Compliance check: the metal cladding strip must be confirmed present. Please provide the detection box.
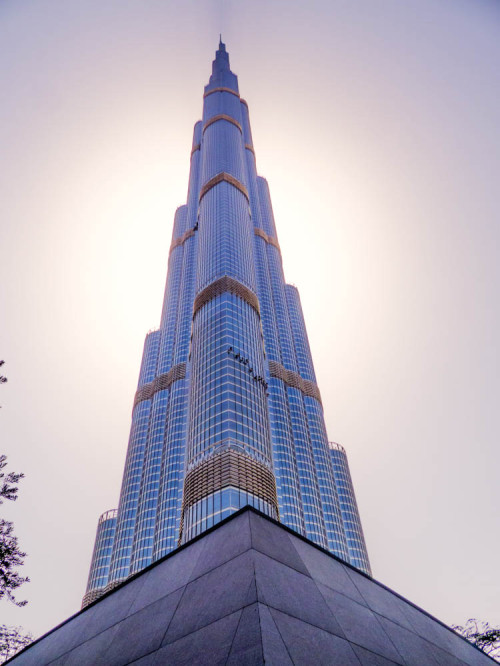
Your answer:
[202,114,243,135]
[81,588,105,608]
[245,143,255,155]
[254,226,280,252]
[133,362,187,409]
[182,448,279,514]
[203,86,240,98]
[190,143,201,156]
[169,228,196,255]
[199,172,249,203]
[268,359,322,405]
[102,578,127,597]
[193,275,260,318]
[240,98,248,107]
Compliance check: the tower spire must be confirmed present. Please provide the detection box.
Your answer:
[206,36,237,94]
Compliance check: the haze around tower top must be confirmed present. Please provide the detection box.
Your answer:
[1,0,499,640]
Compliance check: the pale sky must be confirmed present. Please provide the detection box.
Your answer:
[1,0,499,639]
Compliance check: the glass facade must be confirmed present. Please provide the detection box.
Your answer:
[82,509,117,607]
[183,486,275,544]
[83,40,370,606]
[329,442,372,575]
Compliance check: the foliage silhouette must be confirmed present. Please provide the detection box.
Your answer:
[0,625,32,663]
[454,619,500,661]
[0,456,29,606]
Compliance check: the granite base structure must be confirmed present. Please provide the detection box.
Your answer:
[9,507,493,665]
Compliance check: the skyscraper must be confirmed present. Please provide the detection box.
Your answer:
[83,40,370,608]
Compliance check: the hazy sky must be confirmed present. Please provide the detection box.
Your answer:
[1,0,499,639]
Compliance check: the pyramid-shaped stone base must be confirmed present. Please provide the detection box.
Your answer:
[9,507,492,665]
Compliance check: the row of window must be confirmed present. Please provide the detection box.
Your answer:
[183,486,276,543]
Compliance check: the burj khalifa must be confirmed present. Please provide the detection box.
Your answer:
[83,40,370,608]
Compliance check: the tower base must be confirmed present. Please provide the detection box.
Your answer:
[9,507,491,664]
